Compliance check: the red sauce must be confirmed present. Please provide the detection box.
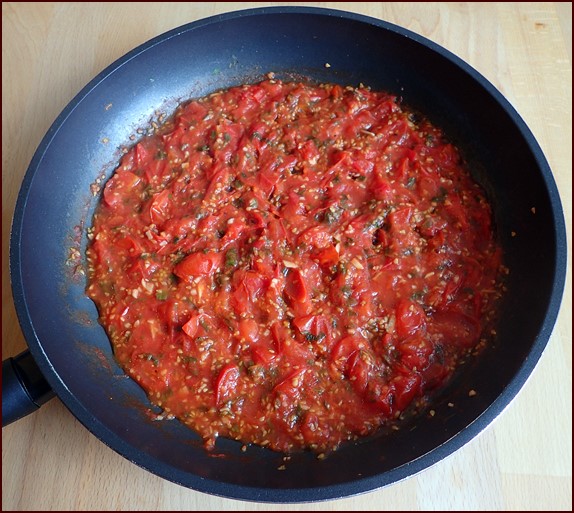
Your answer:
[86,79,503,453]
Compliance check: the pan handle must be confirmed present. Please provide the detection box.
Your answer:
[2,350,55,427]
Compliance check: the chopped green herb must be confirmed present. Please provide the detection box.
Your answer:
[155,290,168,301]
[303,331,326,343]
[141,353,159,366]
[324,205,343,225]
[225,248,238,268]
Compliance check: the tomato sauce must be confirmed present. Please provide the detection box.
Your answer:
[86,79,504,453]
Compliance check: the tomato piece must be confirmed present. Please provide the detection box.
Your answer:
[214,363,240,405]
[115,235,146,254]
[162,216,197,240]
[135,142,154,167]
[388,207,413,233]
[314,245,339,267]
[293,315,332,354]
[174,252,222,281]
[149,189,171,225]
[272,368,317,423]
[417,215,447,238]
[397,334,433,371]
[90,238,116,268]
[270,322,289,354]
[417,176,441,202]
[298,226,332,249]
[440,276,463,307]
[103,171,142,207]
[250,345,276,366]
[238,91,261,114]
[395,299,426,339]
[177,100,209,124]
[291,315,312,335]
[373,227,389,248]
[293,314,331,347]
[284,268,308,304]
[273,369,306,400]
[128,257,159,280]
[346,350,375,392]
[221,218,246,247]
[238,318,260,343]
[158,299,187,328]
[270,322,313,365]
[203,168,230,202]
[391,373,422,411]
[267,218,287,242]
[421,360,451,390]
[257,156,281,197]
[370,172,393,202]
[233,270,267,303]
[445,195,470,231]
[281,192,305,218]
[330,336,365,371]
[246,210,266,230]
[196,213,219,234]
[182,313,206,339]
[299,139,320,165]
[365,382,394,416]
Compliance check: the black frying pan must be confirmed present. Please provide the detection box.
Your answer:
[3,7,567,502]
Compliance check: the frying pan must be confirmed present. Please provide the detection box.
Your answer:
[3,6,567,503]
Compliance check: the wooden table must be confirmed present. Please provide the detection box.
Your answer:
[2,3,571,510]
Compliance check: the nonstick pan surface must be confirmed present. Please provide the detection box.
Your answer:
[4,6,568,503]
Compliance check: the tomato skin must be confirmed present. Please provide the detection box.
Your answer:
[298,222,332,247]
[270,322,288,355]
[346,350,375,393]
[182,313,204,339]
[231,270,268,315]
[238,318,259,343]
[214,363,240,406]
[397,334,433,371]
[330,336,365,373]
[149,189,171,226]
[103,171,142,208]
[250,345,276,366]
[313,245,339,267]
[395,299,427,339]
[391,374,422,412]
[273,368,306,399]
[284,268,308,304]
[174,252,222,281]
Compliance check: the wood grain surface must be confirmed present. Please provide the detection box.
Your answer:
[2,3,572,511]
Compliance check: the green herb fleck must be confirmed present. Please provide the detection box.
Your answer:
[303,332,326,343]
[155,290,168,301]
[225,248,238,268]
